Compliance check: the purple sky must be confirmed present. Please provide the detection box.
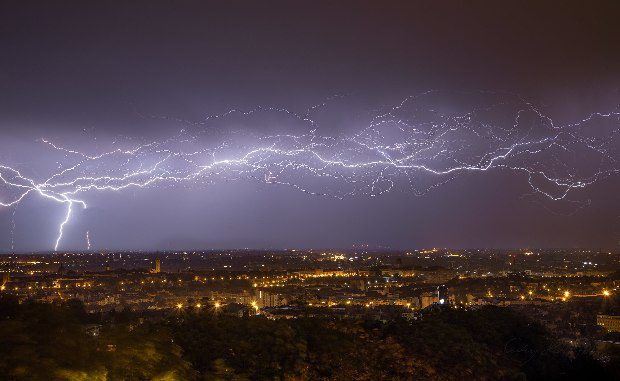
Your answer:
[0,1,619,252]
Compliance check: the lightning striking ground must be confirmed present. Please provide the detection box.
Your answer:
[1,92,618,250]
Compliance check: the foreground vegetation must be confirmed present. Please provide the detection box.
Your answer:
[0,295,618,380]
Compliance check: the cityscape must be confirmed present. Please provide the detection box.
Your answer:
[2,249,620,378]
[3,248,620,322]
[2,1,620,380]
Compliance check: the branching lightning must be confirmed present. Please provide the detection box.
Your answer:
[1,91,618,250]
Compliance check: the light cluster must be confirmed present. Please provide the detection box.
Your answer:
[1,91,618,250]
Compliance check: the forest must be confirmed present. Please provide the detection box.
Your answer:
[0,295,618,380]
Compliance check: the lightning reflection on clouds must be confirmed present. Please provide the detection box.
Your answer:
[0,92,618,250]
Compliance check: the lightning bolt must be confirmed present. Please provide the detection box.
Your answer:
[0,91,618,250]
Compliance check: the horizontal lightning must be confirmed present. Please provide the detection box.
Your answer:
[0,92,618,250]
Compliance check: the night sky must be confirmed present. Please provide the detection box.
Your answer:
[1,1,619,252]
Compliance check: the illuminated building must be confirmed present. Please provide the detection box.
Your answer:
[419,292,436,309]
[597,315,620,333]
[151,258,161,274]
[256,290,287,308]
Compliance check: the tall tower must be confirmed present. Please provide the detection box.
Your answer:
[154,258,161,274]
[437,285,449,305]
